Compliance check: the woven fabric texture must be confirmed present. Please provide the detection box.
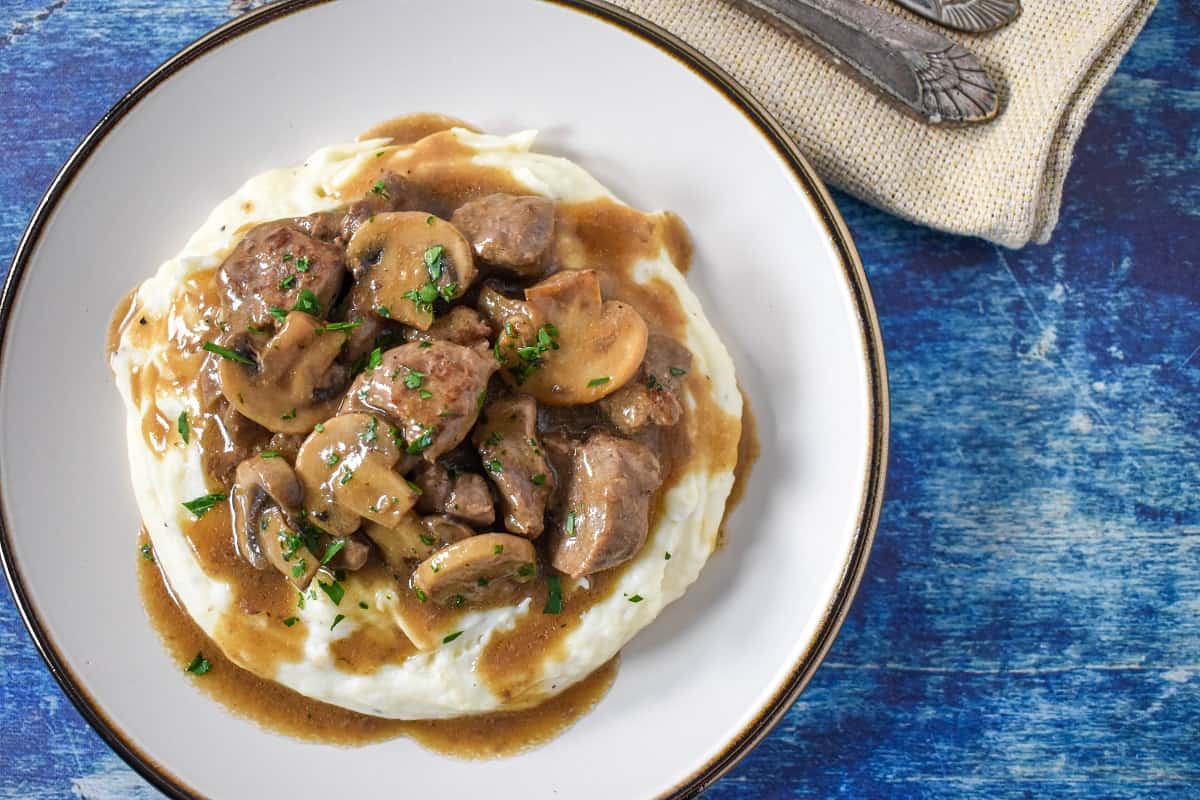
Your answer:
[610,0,1158,247]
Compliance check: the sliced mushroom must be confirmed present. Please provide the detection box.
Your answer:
[294,413,419,536]
[217,311,348,434]
[345,211,476,330]
[493,270,648,405]
[257,507,320,589]
[230,455,319,587]
[476,283,531,332]
[412,533,537,605]
[362,513,473,568]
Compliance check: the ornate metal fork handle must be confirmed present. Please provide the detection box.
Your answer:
[891,0,1021,33]
[736,0,999,124]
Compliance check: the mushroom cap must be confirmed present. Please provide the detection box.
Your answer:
[257,506,320,589]
[362,513,473,568]
[217,311,347,434]
[230,454,305,570]
[345,211,476,330]
[412,533,537,604]
[495,270,648,405]
[294,413,418,537]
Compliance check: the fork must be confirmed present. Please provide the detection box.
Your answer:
[890,0,1021,33]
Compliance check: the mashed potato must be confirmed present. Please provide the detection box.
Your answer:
[112,129,740,719]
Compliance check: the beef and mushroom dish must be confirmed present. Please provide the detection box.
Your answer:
[111,116,744,738]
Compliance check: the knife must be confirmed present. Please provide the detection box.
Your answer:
[890,0,1021,33]
[734,0,1000,124]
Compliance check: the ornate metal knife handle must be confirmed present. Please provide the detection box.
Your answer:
[736,0,999,124]
[891,0,1021,33]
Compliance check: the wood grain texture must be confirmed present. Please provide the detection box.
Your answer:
[0,1,1196,797]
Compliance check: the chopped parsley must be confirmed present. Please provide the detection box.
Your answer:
[419,389,433,400]
[292,288,322,316]
[419,534,436,546]
[665,551,672,560]
[564,511,576,535]
[587,376,611,387]
[202,341,253,365]
[294,255,311,273]
[182,492,226,518]
[442,630,463,644]
[406,424,435,454]
[177,411,189,444]
[406,480,423,495]
[340,467,354,485]
[669,366,688,377]
[139,543,155,563]
[319,580,345,606]
[260,450,280,458]
[414,586,428,603]
[314,422,325,433]
[317,320,363,333]
[476,576,489,587]
[485,430,503,446]
[330,614,346,630]
[424,244,444,280]
[486,459,503,474]
[403,368,425,390]
[506,323,559,384]
[279,274,296,290]
[452,594,465,606]
[281,407,298,421]
[269,305,288,322]
[646,373,666,392]
[361,416,379,443]
[367,347,383,371]
[325,452,340,468]
[321,540,345,565]
[291,559,307,578]
[359,601,369,610]
[531,473,547,486]
[543,575,563,614]
[185,653,212,675]
[370,179,388,196]
[517,562,536,577]
[493,543,504,555]
[627,594,644,603]
[283,617,299,627]
[376,304,391,318]
[426,214,435,225]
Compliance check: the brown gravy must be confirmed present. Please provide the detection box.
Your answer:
[118,114,750,753]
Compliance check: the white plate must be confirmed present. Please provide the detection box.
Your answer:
[0,1,887,797]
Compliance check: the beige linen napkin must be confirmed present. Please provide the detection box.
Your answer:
[609,0,1158,247]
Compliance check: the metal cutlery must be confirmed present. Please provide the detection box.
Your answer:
[890,0,1021,33]
[735,0,1000,124]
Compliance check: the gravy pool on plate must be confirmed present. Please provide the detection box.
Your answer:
[110,113,745,752]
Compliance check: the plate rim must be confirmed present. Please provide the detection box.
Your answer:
[0,0,890,797]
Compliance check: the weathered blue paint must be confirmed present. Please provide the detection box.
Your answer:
[1,2,1196,797]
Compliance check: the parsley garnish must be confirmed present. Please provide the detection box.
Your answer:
[269,306,288,322]
[325,452,340,468]
[669,367,688,377]
[564,511,576,535]
[425,215,435,225]
[321,540,345,565]
[317,320,363,333]
[543,575,563,614]
[291,558,307,578]
[367,347,383,371]
[517,563,536,577]
[419,534,436,546]
[370,179,388,196]
[406,424,435,454]
[361,416,379,443]
[627,594,644,603]
[340,467,354,485]
[587,376,611,387]
[442,630,463,644]
[283,617,299,627]
[359,601,369,610]
[424,245,444,281]
[646,373,666,391]
[507,323,559,384]
[281,407,297,421]
[665,551,672,560]
[185,653,212,675]
[260,450,280,458]
[376,305,391,318]
[182,492,226,518]
[279,274,296,290]
[406,480,423,495]
[414,586,428,603]
[294,256,311,273]
[493,544,504,555]
[140,543,155,562]
[177,411,189,444]
[330,613,346,630]
[292,288,322,316]
[531,473,547,486]
[419,389,433,400]
[485,430,502,446]
[315,423,325,433]
[319,580,344,606]
[486,459,503,473]
[404,368,425,390]
[202,341,253,365]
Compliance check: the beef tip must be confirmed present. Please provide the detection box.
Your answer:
[451,194,554,277]
[217,221,346,332]
[337,283,391,368]
[411,461,496,527]
[403,306,491,347]
[598,334,693,434]
[339,173,440,245]
[547,432,662,578]
[292,210,342,242]
[473,393,555,538]
[341,340,497,461]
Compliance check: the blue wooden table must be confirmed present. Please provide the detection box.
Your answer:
[2,2,1196,797]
